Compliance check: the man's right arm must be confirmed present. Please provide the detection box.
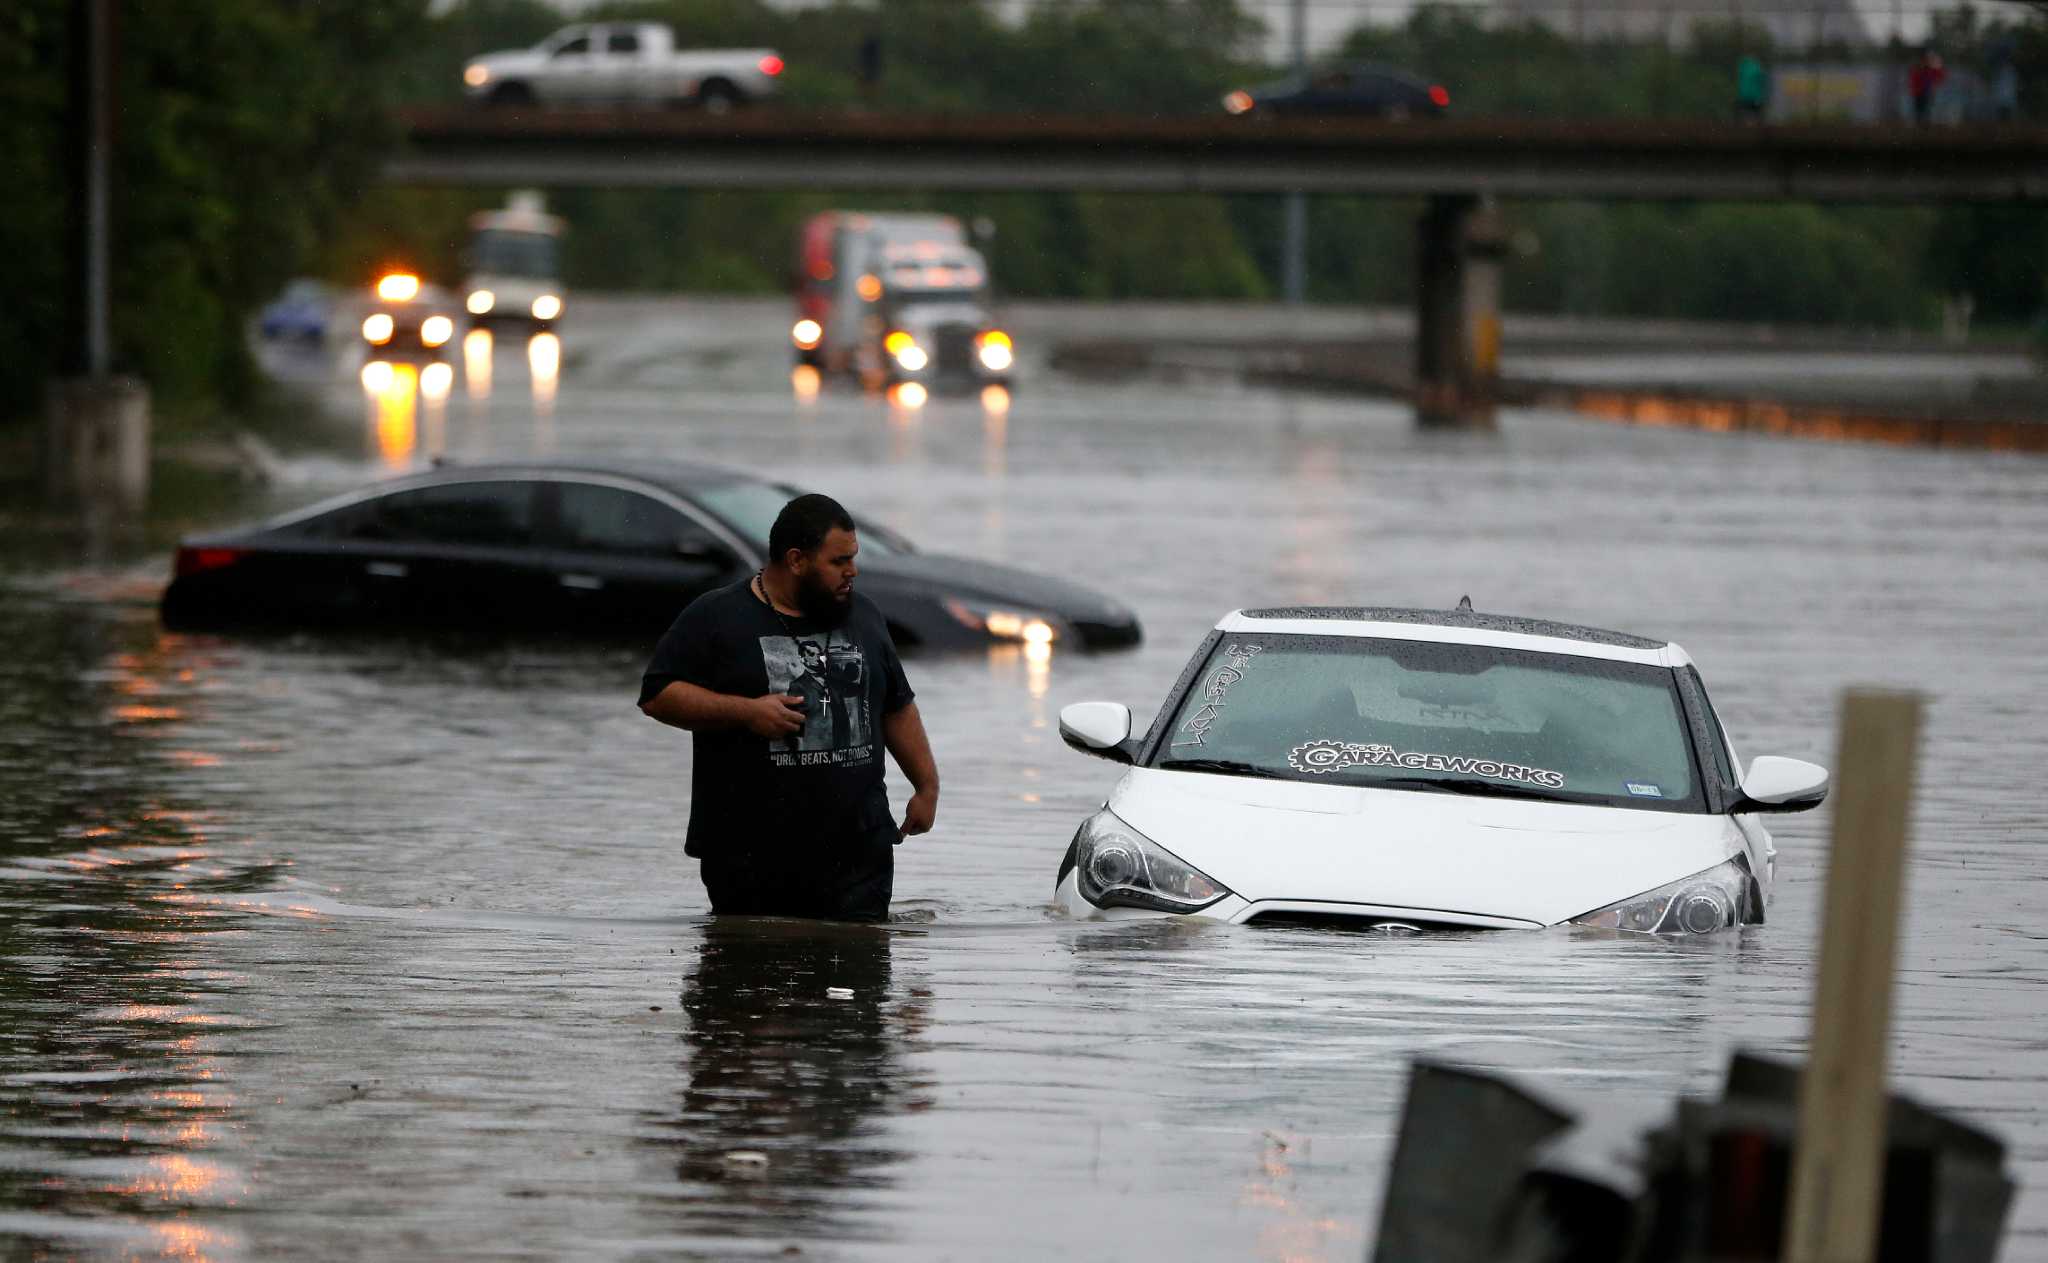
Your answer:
[641,681,808,739]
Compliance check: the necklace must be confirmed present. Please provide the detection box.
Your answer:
[754,570,804,639]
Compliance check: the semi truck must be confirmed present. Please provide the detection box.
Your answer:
[791,212,1013,390]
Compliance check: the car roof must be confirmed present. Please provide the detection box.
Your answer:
[1216,605,1687,667]
[233,457,775,541]
[390,457,763,497]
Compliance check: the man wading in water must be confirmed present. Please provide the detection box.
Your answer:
[638,493,939,921]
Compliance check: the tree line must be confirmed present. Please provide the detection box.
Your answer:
[4,0,2043,430]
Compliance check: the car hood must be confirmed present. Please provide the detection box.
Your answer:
[1107,767,1737,927]
[858,551,1132,625]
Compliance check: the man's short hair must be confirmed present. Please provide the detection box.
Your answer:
[769,493,856,562]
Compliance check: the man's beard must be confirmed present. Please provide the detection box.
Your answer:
[794,569,852,628]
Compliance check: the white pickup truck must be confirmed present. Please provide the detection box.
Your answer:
[462,23,783,112]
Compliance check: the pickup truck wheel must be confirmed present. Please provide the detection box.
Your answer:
[698,80,740,114]
[488,81,534,107]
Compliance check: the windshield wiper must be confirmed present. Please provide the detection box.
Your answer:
[1367,775,1583,803]
[1155,757,1292,780]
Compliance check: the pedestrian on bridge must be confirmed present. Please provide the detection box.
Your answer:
[1736,53,1770,121]
[1908,48,1947,124]
[638,493,940,922]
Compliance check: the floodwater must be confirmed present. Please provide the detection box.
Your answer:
[4,297,2045,1260]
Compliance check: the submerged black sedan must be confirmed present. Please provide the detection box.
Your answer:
[160,459,1142,651]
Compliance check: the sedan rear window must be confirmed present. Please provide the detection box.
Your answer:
[1152,634,1701,810]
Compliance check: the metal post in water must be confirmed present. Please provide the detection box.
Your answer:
[85,0,113,378]
[1280,0,1307,306]
[1783,687,1925,1263]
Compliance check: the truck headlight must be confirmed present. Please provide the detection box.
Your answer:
[1073,809,1230,913]
[361,313,394,345]
[420,315,454,348]
[792,318,822,349]
[977,332,1014,373]
[1569,857,1756,935]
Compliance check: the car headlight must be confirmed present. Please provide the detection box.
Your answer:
[792,318,822,349]
[464,64,490,87]
[944,597,1062,644]
[361,313,394,345]
[531,294,562,321]
[420,315,454,347]
[467,289,495,315]
[1073,809,1230,913]
[977,332,1013,373]
[1569,857,1756,935]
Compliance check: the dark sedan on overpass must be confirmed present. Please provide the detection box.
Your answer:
[1223,63,1449,119]
[159,460,1141,652]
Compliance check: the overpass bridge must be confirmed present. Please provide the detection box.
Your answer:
[389,108,2048,423]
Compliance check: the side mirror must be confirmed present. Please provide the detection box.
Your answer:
[1734,755,1830,813]
[1059,701,1139,765]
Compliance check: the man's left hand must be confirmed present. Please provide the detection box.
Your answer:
[899,787,938,840]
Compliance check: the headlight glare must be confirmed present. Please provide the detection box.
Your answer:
[1570,857,1754,935]
[944,597,1063,644]
[1073,810,1229,913]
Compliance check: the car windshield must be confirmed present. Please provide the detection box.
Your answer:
[1151,633,1701,810]
[693,480,908,557]
[470,229,559,279]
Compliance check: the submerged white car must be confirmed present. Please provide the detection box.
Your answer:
[1054,605,1829,934]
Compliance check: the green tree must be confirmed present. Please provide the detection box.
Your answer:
[0,1,428,429]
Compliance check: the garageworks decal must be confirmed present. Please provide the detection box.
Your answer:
[1287,739,1566,789]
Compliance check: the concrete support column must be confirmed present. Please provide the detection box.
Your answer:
[1413,194,1505,429]
[43,377,151,519]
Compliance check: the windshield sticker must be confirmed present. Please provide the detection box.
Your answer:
[1172,643,1262,747]
[1287,739,1567,790]
[1625,782,1664,798]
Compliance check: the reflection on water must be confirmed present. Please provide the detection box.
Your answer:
[529,332,560,455]
[791,364,821,404]
[361,361,419,470]
[0,596,263,1259]
[980,384,1011,418]
[528,332,560,411]
[888,381,927,412]
[462,327,493,400]
[652,920,929,1241]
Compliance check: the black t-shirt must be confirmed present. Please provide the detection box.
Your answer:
[638,578,915,858]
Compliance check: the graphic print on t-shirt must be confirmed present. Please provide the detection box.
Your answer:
[761,632,874,767]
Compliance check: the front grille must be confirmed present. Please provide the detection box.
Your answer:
[932,326,977,374]
[1248,910,1496,934]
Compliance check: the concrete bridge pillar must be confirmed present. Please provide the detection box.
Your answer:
[1414,194,1506,429]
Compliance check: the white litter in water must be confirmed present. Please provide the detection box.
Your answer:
[722,1151,769,1168]
[826,987,854,1000]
